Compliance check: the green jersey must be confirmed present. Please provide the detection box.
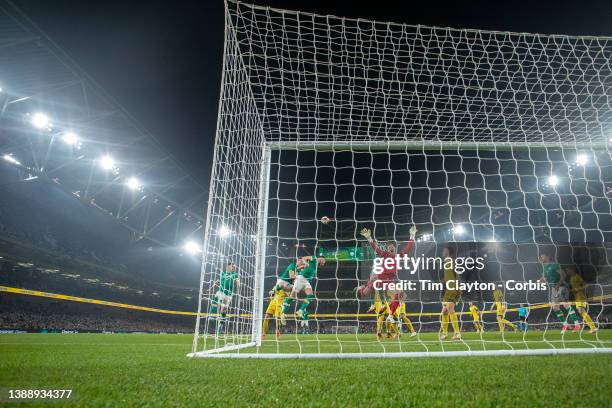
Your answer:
[218,270,239,295]
[542,262,561,287]
[298,256,318,282]
[279,263,296,283]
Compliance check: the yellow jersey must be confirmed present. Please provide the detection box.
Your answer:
[569,274,586,302]
[265,289,285,317]
[469,305,480,321]
[495,301,505,316]
[443,259,457,283]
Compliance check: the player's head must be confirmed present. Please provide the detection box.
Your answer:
[226,261,235,272]
[385,242,397,254]
[442,246,455,258]
[539,252,552,263]
[494,289,503,301]
[316,257,326,266]
[469,301,474,306]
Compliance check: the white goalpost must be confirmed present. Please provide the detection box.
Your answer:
[189,0,612,358]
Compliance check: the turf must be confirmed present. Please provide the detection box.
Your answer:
[1,331,611,407]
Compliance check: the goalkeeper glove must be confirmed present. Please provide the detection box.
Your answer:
[409,225,417,240]
[360,228,372,240]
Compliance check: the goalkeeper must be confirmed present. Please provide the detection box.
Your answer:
[210,261,239,336]
[280,256,326,324]
[357,225,417,309]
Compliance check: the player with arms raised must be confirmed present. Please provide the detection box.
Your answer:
[357,225,417,307]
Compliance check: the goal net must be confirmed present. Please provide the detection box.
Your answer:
[190,0,612,358]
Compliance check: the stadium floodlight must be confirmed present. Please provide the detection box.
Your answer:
[2,154,21,165]
[99,155,115,170]
[126,177,141,190]
[575,154,588,166]
[183,241,201,254]
[62,132,79,146]
[218,225,231,238]
[31,112,50,129]
[548,175,559,186]
[452,225,465,235]
[190,2,612,359]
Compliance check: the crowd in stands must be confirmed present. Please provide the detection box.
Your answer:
[0,293,193,333]
[0,311,191,333]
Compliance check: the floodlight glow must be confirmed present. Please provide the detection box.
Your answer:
[62,132,79,145]
[100,155,115,170]
[126,177,141,190]
[452,225,465,235]
[575,154,588,166]
[184,241,201,254]
[31,112,49,129]
[3,154,20,165]
[219,225,231,238]
[548,175,559,186]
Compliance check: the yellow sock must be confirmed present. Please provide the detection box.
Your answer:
[262,318,269,335]
[441,313,449,334]
[403,317,415,333]
[392,323,399,335]
[503,319,517,330]
[477,322,484,332]
[376,316,384,334]
[385,321,391,334]
[450,312,460,333]
[497,317,504,332]
[581,312,596,330]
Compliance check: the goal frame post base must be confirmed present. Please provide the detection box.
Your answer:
[187,347,612,359]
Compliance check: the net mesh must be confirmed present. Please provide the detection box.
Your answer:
[192,0,612,357]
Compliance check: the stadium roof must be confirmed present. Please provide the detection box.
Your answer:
[0,2,208,248]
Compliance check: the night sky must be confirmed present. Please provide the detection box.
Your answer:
[14,0,612,189]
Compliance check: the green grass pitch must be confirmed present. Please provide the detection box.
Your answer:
[1,331,611,407]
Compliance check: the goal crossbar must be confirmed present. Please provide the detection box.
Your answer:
[267,141,611,152]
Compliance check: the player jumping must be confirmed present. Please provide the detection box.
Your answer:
[357,225,417,312]
[538,253,580,333]
[210,261,239,336]
[280,256,326,324]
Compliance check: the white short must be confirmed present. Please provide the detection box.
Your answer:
[215,291,232,308]
[550,285,569,304]
[276,279,293,292]
[293,275,312,293]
